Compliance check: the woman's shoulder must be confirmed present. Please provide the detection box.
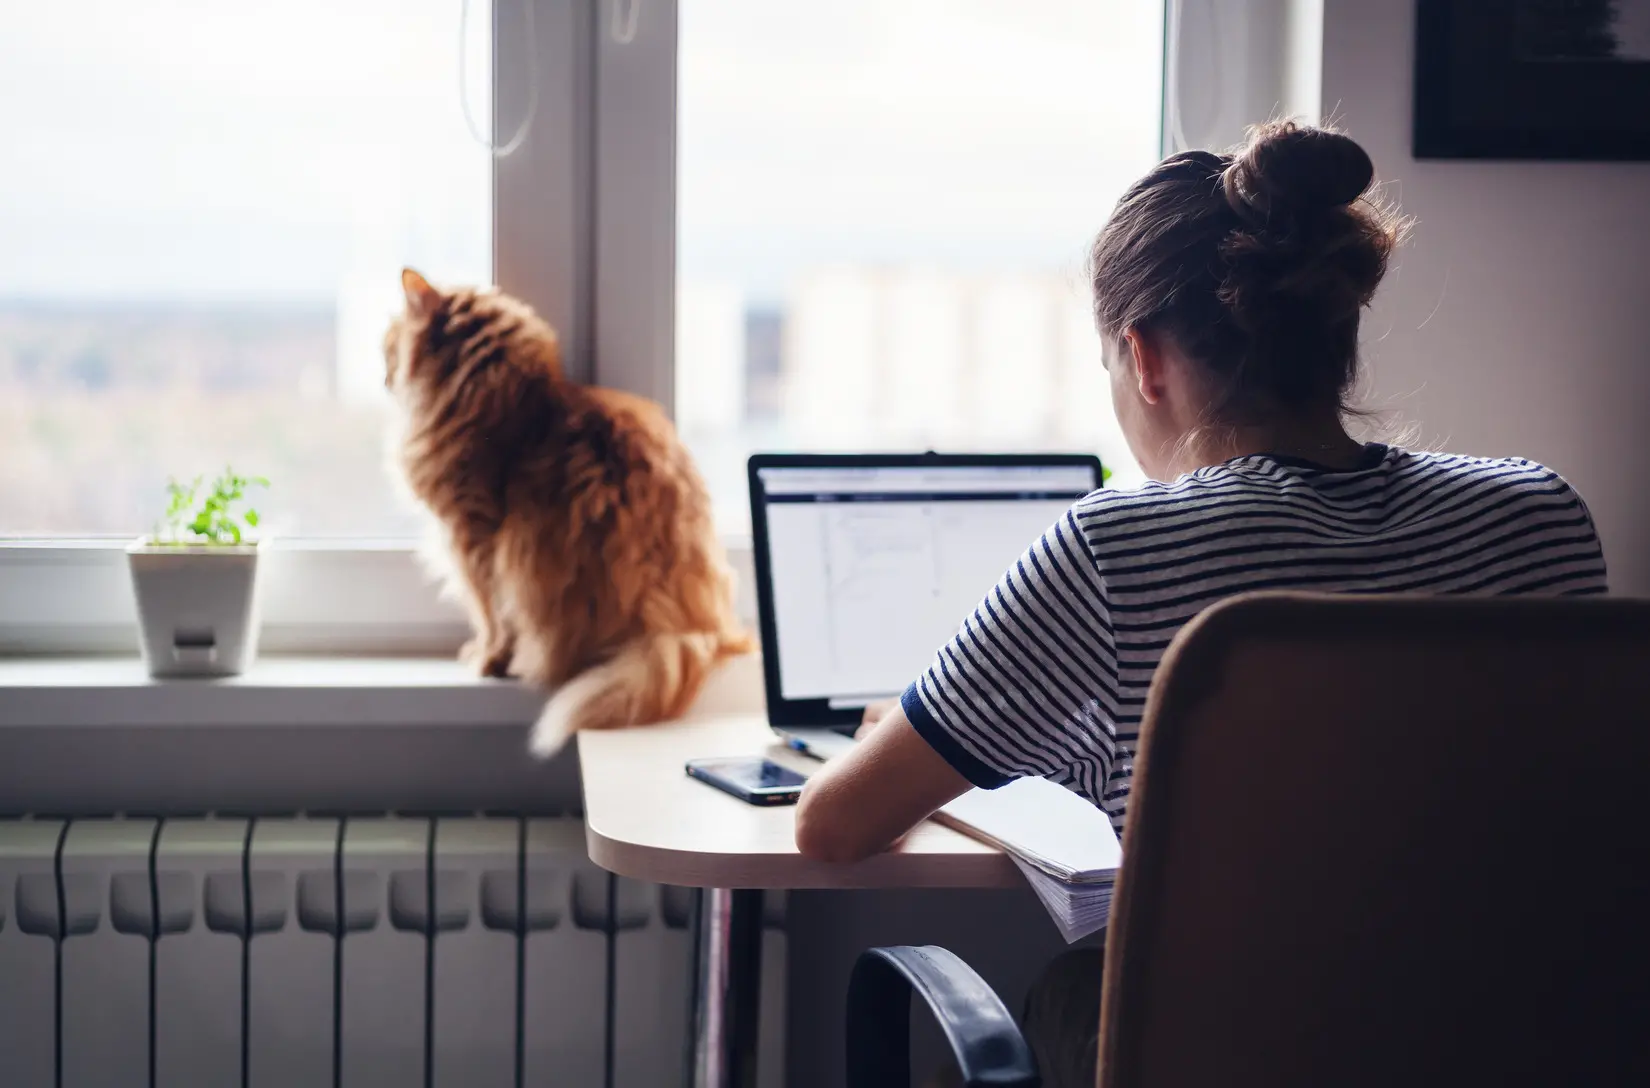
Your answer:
[1382,447,1587,498]
[1063,470,1256,541]
[1067,445,1588,527]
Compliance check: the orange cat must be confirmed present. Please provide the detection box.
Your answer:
[383,269,753,755]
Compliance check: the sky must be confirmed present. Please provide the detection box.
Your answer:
[0,0,1162,306]
[678,0,1163,300]
[0,0,495,303]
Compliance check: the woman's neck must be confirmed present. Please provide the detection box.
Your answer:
[1169,415,1366,476]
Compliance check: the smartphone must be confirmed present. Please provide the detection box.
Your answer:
[685,757,808,806]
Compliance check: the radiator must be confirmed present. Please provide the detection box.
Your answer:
[0,815,786,1088]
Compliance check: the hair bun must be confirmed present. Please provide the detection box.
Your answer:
[1221,121,1375,225]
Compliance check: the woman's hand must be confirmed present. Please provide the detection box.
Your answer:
[856,697,899,738]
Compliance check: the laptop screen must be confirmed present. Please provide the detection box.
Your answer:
[751,459,1100,712]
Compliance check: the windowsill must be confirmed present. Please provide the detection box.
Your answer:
[0,539,759,656]
[0,655,543,730]
[0,651,765,731]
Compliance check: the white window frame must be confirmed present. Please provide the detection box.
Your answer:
[2,0,1217,655]
[0,0,682,655]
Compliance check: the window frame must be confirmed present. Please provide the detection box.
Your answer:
[0,0,1199,656]
[0,0,681,655]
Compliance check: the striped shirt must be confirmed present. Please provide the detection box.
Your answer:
[901,444,1609,831]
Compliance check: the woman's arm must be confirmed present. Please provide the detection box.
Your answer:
[794,703,971,863]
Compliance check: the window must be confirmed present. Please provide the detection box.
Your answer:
[1,0,1169,652]
[675,1,1164,531]
[1,0,494,536]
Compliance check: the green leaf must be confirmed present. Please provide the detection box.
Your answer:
[156,465,270,546]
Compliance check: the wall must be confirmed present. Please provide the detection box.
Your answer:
[1322,0,1650,594]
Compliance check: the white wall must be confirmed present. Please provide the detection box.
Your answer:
[1321,0,1650,594]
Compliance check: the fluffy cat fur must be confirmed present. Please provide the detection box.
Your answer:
[384,268,753,756]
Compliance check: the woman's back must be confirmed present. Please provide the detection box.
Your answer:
[1098,446,1603,607]
[906,445,1607,832]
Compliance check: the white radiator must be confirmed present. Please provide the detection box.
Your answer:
[0,815,786,1087]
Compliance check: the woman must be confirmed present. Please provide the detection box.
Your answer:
[795,122,1608,1085]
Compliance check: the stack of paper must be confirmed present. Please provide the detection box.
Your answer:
[936,777,1121,943]
[1009,857,1115,943]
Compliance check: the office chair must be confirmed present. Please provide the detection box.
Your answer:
[846,593,1650,1087]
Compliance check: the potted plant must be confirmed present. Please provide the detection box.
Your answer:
[127,468,269,678]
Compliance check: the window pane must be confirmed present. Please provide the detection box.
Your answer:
[677,1,1163,532]
[0,0,493,536]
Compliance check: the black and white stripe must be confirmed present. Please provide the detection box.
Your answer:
[901,445,1609,831]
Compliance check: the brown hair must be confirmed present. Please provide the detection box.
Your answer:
[1090,121,1405,422]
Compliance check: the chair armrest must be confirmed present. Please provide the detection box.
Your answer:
[846,945,1040,1087]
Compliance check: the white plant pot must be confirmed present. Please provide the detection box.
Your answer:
[127,538,265,678]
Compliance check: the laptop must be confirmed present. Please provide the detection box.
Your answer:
[747,451,1105,760]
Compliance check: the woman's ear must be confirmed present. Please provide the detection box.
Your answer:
[1124,327,1166,406]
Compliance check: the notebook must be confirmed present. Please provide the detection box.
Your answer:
[935,776,1121,942]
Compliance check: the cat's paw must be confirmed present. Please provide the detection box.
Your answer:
[460,638,514,679]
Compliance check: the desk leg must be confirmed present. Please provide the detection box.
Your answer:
[689,887,764,1088]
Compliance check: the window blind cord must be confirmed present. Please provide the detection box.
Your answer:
[457,0,638,157]
[1165,0,1188,152]
[1164,0,1222,154]
[459,0,540,158]
[611,0,639,45]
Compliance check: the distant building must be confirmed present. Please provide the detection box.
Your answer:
[675,282,746,437]
[776,265,1135,476]
[334,266,403,406]
[743,306,784,422]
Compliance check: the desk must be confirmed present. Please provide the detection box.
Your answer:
[580,712,1018,1088]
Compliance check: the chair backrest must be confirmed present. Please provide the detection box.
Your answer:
[1097,593,1650,1088]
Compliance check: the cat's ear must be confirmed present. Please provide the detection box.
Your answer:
[402,268,442,317]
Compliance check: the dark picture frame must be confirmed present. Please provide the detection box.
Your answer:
[1414,0,1650,160]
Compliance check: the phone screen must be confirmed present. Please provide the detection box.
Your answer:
[686,757,809,805]
[696,758,807,790]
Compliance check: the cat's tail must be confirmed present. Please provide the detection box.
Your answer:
[527,630,748,758]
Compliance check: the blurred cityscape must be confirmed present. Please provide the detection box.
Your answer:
[2,266,1134,537]
[677,268,1135,533]
[0,296,416,536]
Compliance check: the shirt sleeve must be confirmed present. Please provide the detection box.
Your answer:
[901,502,1119,793]
[1567,488,1610,595]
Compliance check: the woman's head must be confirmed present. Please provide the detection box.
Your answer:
[1090,121,1405,478]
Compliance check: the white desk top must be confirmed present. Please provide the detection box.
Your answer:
[578,712,1020,890]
